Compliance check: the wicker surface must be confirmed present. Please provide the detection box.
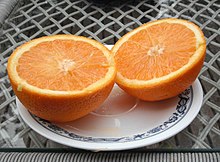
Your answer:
[0,151,220,162]
[0,0,219,149]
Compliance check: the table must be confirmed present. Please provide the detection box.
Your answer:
[0,0,219,161]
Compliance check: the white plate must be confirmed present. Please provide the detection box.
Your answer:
[17,79,203,151]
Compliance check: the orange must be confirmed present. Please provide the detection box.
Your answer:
[111,18,206,101]
[7,35,116,122]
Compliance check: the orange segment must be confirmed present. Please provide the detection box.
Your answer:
[112,18,206,101]
[17,40,109,91]
[7,35,116,122]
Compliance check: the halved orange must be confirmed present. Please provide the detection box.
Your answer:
[7,35,116,122]
[112,18,206,101]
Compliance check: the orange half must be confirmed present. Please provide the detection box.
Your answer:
[7,35,116,122]
[112,18,206,101]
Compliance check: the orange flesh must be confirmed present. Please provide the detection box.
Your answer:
[115,22,197,80]
[17,40,109,91]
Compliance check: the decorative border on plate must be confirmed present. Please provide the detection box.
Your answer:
[31,87,193,143]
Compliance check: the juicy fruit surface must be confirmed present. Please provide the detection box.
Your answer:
[17,40,108,91]
[7,35,116,122]
[112,18,206,101]
[115,22,196,80]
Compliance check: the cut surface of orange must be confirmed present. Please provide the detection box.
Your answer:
[7,35,116,122]
[112,18,206,101]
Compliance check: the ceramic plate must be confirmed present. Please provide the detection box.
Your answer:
[17,79,203,151]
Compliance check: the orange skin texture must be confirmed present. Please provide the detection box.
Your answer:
[9,76,114,122]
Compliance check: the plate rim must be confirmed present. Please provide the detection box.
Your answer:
[17,79,203,151]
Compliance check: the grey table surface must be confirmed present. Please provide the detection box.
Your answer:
[0,0,219,157]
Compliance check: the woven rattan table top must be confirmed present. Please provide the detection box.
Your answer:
[0,0,219,150]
